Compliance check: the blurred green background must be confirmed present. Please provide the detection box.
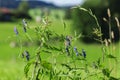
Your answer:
[0,0,120,79]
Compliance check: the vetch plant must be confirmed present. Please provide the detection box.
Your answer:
[13,8,120,80]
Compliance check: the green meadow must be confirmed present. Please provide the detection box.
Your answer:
[0,9,120,80]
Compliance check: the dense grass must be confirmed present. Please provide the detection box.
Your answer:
[0,15,120,79]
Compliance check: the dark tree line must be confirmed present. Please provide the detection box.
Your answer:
[70,0,120,43]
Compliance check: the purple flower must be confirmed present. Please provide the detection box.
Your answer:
[22,50,30,61]
[66,47,70,56]
[82,49,86,58]
[14,26,19,35]
[74,47,77,52]
[74,47,79,56]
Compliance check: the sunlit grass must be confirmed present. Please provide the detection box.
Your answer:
[0,18,120,79]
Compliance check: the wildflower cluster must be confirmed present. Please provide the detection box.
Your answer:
[14,19,28,35]
[13,8,120,80]
[73,47,87,58]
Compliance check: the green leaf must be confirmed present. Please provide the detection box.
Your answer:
[44,43,62,51]
[56,71,62,75]
[106,54,116,59]
[41,61,52,70]
[24,62,33,77]
[36,69,40,80]
[42,50,52,53]
[109,76,119,80]
[97,58,101,66]
[25,33,33,42]
[102,68,110,77]
[106,54,117,62]
[61,64,72,71]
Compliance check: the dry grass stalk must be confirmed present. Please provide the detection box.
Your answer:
[115,17,120,27]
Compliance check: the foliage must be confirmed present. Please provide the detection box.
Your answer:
[71,0,120,42]
[14,1,31,19]
[14,8,120,80]
[64,9,72,20]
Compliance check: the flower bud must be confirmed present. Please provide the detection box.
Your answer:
[107,8,111,17]
[103,17,107,22]
[14,26,19,35]
[74,47,79,56]
[82,49,86,58]
[24,50,30,61]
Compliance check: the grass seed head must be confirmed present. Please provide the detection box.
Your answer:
[103,17,107,22]
[107,8,111,17]
[111,31,114,39]
[108,39,111,44]
[104,39,108,46]
[115,17,120,27]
